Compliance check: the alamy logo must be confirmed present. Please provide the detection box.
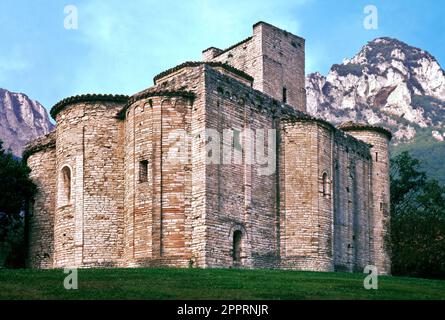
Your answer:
[64,5,78,30]
[163,128,277,176]
[363,5,378,30]
[64,268,78,290]
[363,265,378,290]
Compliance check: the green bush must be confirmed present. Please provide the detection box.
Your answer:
[0,140,36,268]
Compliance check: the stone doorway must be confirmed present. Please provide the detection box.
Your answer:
[232,230,242,266]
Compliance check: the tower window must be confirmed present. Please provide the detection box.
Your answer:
[139,160,149,183]
[282,87,287,104]
[375,152,379,162]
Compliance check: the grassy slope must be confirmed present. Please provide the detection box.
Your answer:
[1,268,444,300]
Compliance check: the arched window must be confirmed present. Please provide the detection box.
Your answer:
[233,230,242,263]
[322,172,329,197]
[60,166,72,206]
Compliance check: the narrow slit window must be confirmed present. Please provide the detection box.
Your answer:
[282,87,287,104]
[139,160,149,183]
[375,152,379,162]
[322,172,329,197]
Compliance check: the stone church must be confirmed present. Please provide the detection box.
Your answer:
[25,22,391,274]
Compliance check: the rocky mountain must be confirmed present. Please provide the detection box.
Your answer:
[0,88,54,157]
[306,37,445,184]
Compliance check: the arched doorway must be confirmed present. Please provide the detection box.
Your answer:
[232,230,242,264]
[229,224,250,268]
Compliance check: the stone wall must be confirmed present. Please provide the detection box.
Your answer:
[204,65,279,269]
[332,131,373,272]
[124,96,194,267]
[338,127,391,275]
[279,120,375,272]
[25,24,391,272]
[123,65,205,268]
[279,120,334,271]
[53,99,126,268]
[26,132,56,269]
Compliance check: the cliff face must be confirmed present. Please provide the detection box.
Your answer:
[0,88,54,156]
[306,37,445,143]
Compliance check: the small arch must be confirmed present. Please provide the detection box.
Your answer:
[59,165,72,206]
[229,224,248,267]
[233,230,242,263]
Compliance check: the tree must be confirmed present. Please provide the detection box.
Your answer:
[390,151,445,279]
[0,141,36,268]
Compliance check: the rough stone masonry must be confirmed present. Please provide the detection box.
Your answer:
[24,22,392,274]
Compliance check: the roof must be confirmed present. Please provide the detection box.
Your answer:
[116,89,196,120]
[338,121,392,139]
[50,94,129,119]
[22,131,56,161]
[153,61,254,84]
[252,21,305,41]
[210,37,253,58]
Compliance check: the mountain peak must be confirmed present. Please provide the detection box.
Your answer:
[347,37,438,69]
[0,88,54,156]
[369,37,408,46]
[307,36,445,143]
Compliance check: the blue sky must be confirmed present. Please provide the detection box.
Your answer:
[0,0,444,114]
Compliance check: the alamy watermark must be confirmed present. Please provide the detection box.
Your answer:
[363,265,378,290]
[64,268,78,290]
[363,5,378,30]
[64,5,78,30]
[161,128,277,176]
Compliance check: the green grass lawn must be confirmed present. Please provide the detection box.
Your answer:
[0,268,444,300]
